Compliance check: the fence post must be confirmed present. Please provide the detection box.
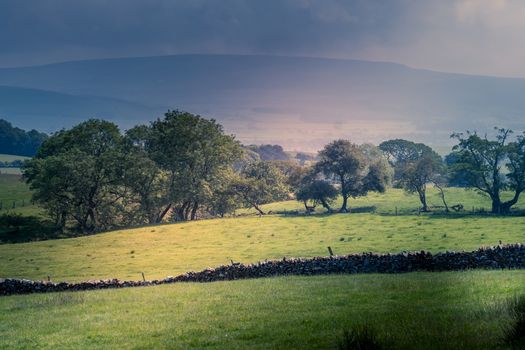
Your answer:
[327,246,334,256]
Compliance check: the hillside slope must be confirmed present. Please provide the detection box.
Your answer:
[2,188,524,282]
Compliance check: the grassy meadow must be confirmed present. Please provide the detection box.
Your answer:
[0,173,40,216]
[0,153,28,176]
[0,154,29,162]
[1,271,524,349]
[1,187,525,282]
[1,183,525,349]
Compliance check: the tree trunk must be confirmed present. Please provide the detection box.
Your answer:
[499,189,523,214]
[418,189,428,212]
[491,196,501,214]
[339,195,349,213]
[320,198,332,212]
[433,182,449,213]
[253,203,265,215]
[155,203,172,223]
[190,202,199,220]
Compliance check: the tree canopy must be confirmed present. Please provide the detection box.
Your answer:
[316,140,390,212]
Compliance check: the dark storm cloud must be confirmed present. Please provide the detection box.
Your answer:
[0,0,407,66]
[2,0,525,75]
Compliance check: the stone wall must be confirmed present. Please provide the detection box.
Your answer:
[1,244,524,296]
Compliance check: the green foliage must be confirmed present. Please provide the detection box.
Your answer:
[451,128,525,213]
[398,152,445,212]
[316,140,390,212]
[233,161,289,214]
[270,159,308,192]
[296,179,338,212]
[23,119,124,233]
[379,139,444,211]
[0,119,47,157]
[133,110,243,221]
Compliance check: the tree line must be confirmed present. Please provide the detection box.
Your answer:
[22,111,525,233]
[0,119,48,157]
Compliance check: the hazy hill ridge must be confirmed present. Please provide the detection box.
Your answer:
[1,54,525,150]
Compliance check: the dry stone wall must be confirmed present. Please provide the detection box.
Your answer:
[1,244,524,296]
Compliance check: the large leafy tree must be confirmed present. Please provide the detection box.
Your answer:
[451,128,525,214]
[23,119,124,232]
[233,161,289,215]
[379,139,436,183]
[132,111,243,221]
[316,140,390,212]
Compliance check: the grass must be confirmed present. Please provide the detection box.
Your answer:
[1,187,524,282]
[0,271,524,349]
[1,183,525,348]
[0,174,41,216]
[243,186,525,215]
[0,153,29,162]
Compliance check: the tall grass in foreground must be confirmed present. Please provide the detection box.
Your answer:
[505,295,525,348]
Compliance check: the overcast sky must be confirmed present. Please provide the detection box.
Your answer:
[1,0,525,77]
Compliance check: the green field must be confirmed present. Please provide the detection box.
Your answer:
[1,271,524,349]
[1,187,525,282]
[1,186,525,349]
[0,154,29,162]
[0,174,40,216]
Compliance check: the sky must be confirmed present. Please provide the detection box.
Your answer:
[1,0,525,77]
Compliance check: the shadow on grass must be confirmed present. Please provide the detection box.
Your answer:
[0,213,62,244]
[334,274,518,350]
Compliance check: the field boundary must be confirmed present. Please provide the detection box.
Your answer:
[1,244,524,296]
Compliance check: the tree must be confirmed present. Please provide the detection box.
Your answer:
[379,139,435,184]
[398,152,444,212]
[118,133,172,225]
[295,179,338,212]
[132,111,243,221]
[451,128,525,214]
[206,169,242,218]
[316,140,390,212]
[233,161,289,215]
[23,119,124,233]
[269,160,310,193]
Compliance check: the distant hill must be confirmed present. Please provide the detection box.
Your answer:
[2,54,525,150]
[0,119,47,157]
[0,86,161,133]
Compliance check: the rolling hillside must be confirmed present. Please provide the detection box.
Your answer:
[2,187,524,282]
